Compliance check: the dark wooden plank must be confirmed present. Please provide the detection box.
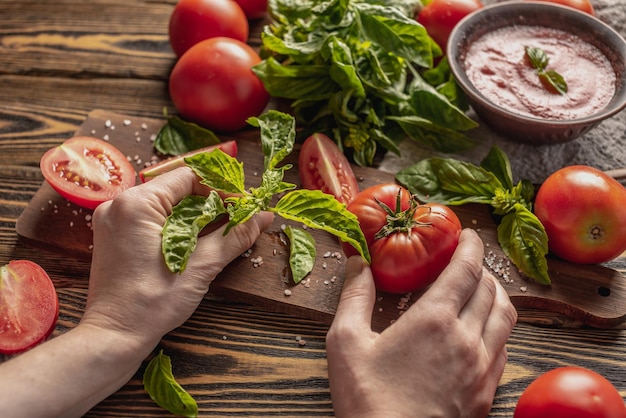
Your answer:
[15,110,626,330]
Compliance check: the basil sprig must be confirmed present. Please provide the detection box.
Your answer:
[525,46,568,95]
[253,0,478,166]
[161,110,370,281]
[396,146,551,285]
[153,109,221,156]
[143,350,198,418]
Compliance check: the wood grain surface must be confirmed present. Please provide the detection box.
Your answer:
[1,1,626,416]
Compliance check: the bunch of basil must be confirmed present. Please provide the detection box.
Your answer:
[253,0,477,166]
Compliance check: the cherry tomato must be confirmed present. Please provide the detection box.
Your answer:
[168,0,249,57]
[169,37,270,133]
[534,165,626,264]
[139,141,238,183]
[0,260,59,355]
[233,0,268,20]
[528,0,595,15]
[298,133,359,205]
[343,183,462,294]
[514,366,625,418]
[40,136,137,210]
[416,0,483,52]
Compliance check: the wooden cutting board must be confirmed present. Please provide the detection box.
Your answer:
[16,109,626,330]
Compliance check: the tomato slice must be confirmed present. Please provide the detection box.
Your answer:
[298,133,359,205]
[139,141,238,183]
[40,136,137,210]
[0,260,59,355]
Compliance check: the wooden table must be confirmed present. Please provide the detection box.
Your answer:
[1,1,625,416]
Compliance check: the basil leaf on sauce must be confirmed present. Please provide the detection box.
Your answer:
[525,46,568,95]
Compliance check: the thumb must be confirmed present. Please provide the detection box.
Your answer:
[331,256,376,333]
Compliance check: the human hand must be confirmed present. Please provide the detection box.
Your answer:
[80,167,274,353]
[326,228,518,418]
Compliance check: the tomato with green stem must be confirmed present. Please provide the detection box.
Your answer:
[534,165,626,264]
[298,133,359,205]
[343,183,462,294]
[0,260,59,355]
[40,136,137,210]
[514,366,625,418]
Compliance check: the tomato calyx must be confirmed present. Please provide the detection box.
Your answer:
[374,188,432,240]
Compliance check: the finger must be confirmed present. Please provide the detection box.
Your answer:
[481,276,517,354]
[458,268,498,334]
[191,211,275,275]
[137,166,208,212]
[420,228,485,314]
[331,256,376,335]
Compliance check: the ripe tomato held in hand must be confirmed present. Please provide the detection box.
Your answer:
[416,0,483,52]
[298,133,359,205]
[528,0,595,15]
[514,366,626,418]
[233,0,268,20]
[0,260,59,355]
[168,0,249,57]
[40,136,137,210]
[343,183,462,294]
[534,165,626,264]
[169,37,270,133]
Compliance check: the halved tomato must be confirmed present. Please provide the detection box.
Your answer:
[139,141,238,183]
[0,260,59,355]
[40,136,137,210]
[298,133,359,205]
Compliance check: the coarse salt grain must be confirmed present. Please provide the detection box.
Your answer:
[284,289,292,296]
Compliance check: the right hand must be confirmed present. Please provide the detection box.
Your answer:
[326,228,518,418]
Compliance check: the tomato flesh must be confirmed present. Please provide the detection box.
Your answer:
[139,141,238,183]
[514,366,625,418]
[298,133,359,205]
[534,165,626,264]
[0,260,59,355]
[343,183,462,294]
[40,136,137,210]
[169,0,249,57]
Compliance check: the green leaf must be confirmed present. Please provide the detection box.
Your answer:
[154,114,221,156]
[540,70,568,95]
[283,225,317,284]
[480,146,514,190]
[143,350,198,418]
[248,110,297,171]
[395,157,502,205]
[525,46,568,95]
[252,58,335,100]
[323,36,366,98]
[184,149,246,195]
[162,192,226,273]
[388,115,476,153]
[497,205,551,285]
[273,189,370,263]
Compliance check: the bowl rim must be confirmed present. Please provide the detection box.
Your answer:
[446,0,626,127]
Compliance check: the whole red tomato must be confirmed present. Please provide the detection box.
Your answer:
[514,366,625,418]
[233,0,268,20]
[298,133,359,205]
[40,136,137,210]
[343,183,462,294]
[168,0,249,57]
[416,0,483,52]
[528,0,595,15]
[534,165,626,264]
[169,37,270,133]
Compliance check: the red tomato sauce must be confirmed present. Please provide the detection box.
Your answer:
[463,25,615,120]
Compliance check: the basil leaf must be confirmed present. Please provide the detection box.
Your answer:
[283,225,316,284]
[480,146,514,190]
[388,115,476,153]
[224,195,263,233]
[541,70,568,95]
[252,58,335,100]
[497,205,551,285]
[248,110,296,171]
[184,149,246,195]
[143,350,198,418]
[162,192,226,274]
[396,157,502,204]
[324,36,366,98]
[154,114,220,156]
[274,189,370,263]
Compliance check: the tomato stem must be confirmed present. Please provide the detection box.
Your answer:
[374,188,432,240]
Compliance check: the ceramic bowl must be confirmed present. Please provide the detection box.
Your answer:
[447,1,626,145]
